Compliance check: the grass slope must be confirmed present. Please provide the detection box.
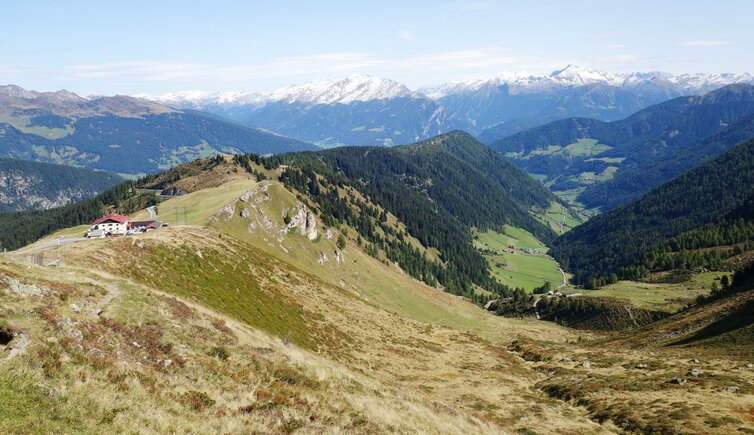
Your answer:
[0,226,602,433]
[135,178,556,341]
[3,171,754,433]
[474,226,565,291]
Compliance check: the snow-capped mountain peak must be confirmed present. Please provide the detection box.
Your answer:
[548,64,621,86]
[267,74,421,105]
[144,75,423,108]
[671,72,754,91]
[141,66,754,109]
[134,90,266,109]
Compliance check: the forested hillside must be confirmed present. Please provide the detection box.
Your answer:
[0,132,560,298]
[640,196,754,273]
[550,138,754,286]
[0,112,315,174]
[579,114,754,208]
[491,84,754,209]
[273,131,558,295]
[0,158,123,211]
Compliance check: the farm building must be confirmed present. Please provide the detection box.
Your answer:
[131,221,163,231]
[87,214,163,238]
[89,213,131,237]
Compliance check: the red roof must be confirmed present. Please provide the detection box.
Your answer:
[92,213,131,225]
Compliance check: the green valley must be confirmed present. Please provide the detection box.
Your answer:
[493,85,754,210]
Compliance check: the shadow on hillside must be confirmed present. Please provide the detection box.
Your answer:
[672,299,754,346]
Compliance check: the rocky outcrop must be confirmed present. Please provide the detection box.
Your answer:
[212,181,319,243]
[211,203,236,222]
[7,279,49,297]
[212,183,273,223]
[283,204,318,240]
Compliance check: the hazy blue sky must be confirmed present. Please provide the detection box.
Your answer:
[2,0,752,95]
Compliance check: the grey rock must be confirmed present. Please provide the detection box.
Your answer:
[57,317,82,342]
[636,363,647,369]
[9,279,48,296]
[670,378,687,385]
[561,357,573,363]
[582,360,591,369]
[724,386,739,393]
[689,368,704,377]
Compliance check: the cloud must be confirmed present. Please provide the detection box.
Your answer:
[677,40,736,47]
[398,31,414,41]
[611,54,641,62]
[52,47,519,89]
[66,61,204,81]
[397,48,519,70]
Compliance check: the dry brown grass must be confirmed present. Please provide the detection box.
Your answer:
[2,214,751,433]
[0,228,609,434]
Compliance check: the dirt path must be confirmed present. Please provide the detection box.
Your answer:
[556,263,567,289]
[90,283,121,318]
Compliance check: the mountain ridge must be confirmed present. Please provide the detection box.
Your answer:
[550,138,754,285]
[0,158,123,211]
[0,85,317,174]
[491,84,754,210]
[134,66,754,147]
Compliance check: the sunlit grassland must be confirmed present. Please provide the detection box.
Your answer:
[588,272,723,312]
[474,226,564,291]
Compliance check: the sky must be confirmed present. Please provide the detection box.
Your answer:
[2,0,753,96]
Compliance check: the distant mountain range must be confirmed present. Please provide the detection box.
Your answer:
[492,84,754,210]
[0,158,123,211]
[141,75,470,147]
[0,85,316,175]
[141,65,754,147]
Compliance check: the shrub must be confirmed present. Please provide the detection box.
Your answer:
[209,346,230,361]
[183,391,215,412]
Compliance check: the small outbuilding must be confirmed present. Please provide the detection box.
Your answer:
[131,221,163,231]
